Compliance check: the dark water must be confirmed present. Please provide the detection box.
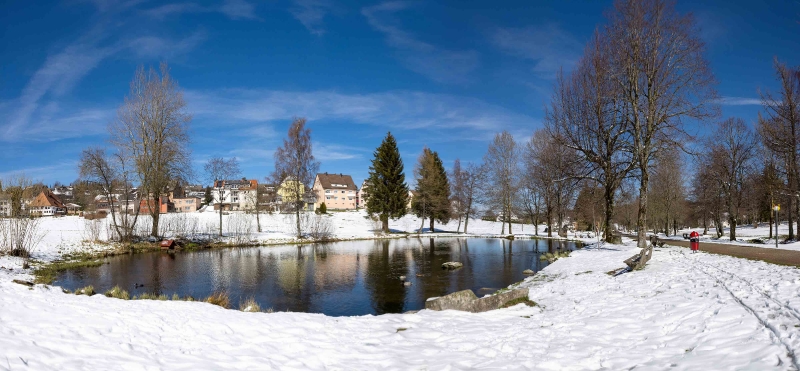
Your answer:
[57,238,578,316]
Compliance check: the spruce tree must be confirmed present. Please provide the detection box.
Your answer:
[412,148,451,232]
[366,132,409,233]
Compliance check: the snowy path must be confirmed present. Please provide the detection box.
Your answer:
[684,250,800,369]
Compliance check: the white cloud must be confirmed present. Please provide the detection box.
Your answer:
[142,3,207,19]
[314,142,366,161]
[142,0,261,21]
[491,24,583,79]
[290,0,333,35]
[2,42,115,141]
[219,0,260,20]
[1,30,205,142]
[715,97,762,106]
[361,2,479,84]
[184,88,537,135]
[128,30,207,58]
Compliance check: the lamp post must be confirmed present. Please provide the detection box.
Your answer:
[773,204,781,248]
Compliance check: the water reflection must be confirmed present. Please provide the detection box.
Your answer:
[57,238,577,316]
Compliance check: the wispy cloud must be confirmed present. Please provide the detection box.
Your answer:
[219,0,260,20]
[184,88,537,136]
[143,0,261,21]
[361,2,479,84]
[715,97,762,106]
[1,30,206,142]
[129,30,207,58]
[2,41,115,141]
[314,142,366,161]
[491,23,583,79]
[290,0,333,35]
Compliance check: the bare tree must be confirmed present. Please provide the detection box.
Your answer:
[79,147,140,242]
[272,117,319,238]
[648,147,685,236]
[205,157,241,237]
[449,158,467,232]
[607,0,718,247]
[706,118,758,240]
[109,63,192,238]
[546,31,634,243]
[758,59,800,240]
[526,129,578,237]
[484,131,519,234]
[461,162,486,234]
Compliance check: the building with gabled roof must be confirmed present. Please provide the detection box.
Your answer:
[312,173,357,210]
[28,190,65,217]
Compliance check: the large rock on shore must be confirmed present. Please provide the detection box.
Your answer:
[425,288,530,313]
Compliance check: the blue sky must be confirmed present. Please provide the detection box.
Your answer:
[1,0,799,187]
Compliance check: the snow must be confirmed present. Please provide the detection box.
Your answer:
[16,211,592,262]
[662,223,800,251]
[2,214,799,369]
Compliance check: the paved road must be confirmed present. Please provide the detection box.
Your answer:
[657,238,800,267]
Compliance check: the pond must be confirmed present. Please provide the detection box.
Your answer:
[57,237,579,316]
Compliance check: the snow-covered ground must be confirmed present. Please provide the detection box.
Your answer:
[3,228,800,369]
[11,210,591,262]
[661,223,800,251]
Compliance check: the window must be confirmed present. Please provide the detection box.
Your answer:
[326,196,332,200]
[341,191,345,194]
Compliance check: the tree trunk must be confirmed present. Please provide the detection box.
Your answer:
[382,214,389,233]
[295,204,301,238]
[464,212,470,234]
[729,215,736,241]
[457,217,462,233]
[255,207,261,233]
[151,209,160,238]
[603,184,615,243]
[429,216,434,233]
[636,171,649,248]
[507,198,512,235]
[219,206,223,237]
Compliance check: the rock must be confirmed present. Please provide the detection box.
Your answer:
[522,269,535,275]
[403,281,412,286]
[399,275,406,280]
[425,288,530,313]
[441,262,463,270]
[12,279,34,287]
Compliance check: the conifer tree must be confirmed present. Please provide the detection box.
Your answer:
[412,148,451,232]
[366,132,409,233]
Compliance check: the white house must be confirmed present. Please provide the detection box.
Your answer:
[28,191,66,217]
[211,179,258,211]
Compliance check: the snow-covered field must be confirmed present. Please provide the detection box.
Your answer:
[2,214,799,369]
[12,210,585,262]
[662,223,800,251]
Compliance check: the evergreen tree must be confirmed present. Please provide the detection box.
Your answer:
[412,148,451,232]
[366,132,409,233]
[204,186,213,205]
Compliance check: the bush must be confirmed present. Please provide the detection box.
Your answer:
[501,297,538,308]
[104,286,130,300]
[307,214,333,241]
[239,297,261,312]
[319,202,327,214]
[134,292,168,300]
[205,292,230,308]
[75,285,95,296]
